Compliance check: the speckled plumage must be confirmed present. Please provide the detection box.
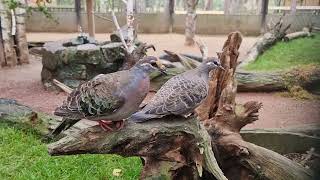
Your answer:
[50,56,160,136]
[130,57,222,122]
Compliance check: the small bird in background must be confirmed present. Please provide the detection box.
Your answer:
[129,57,224,122]
[49,56,166,137]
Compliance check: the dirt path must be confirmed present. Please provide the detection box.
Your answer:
[1,33,319,129]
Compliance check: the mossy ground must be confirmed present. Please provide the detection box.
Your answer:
[245,33,320,71]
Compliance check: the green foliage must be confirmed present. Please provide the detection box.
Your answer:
[0,123,142,179]
[245,33,320,71]
[4,0,56,22]
[4,0,19,9]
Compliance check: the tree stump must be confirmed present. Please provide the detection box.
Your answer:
[48,32,313,180]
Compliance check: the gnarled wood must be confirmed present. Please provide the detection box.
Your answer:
[48,118,227,180]
[48,32,314,180]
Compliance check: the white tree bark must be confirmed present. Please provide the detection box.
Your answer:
[204,0,212,10]
[126,0,135,53]
[165,0,175,33]
[185,0,198,46]
[0,0,17,67]
[290,0,297,15]
[14,0,29,64]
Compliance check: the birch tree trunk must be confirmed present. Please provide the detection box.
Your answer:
[14,0,29,64]
[185,0,198,46]
[291,0,297,15]
[86,0,95,38]
[204,0,212,11]
[165,0,175,33]
[0,0,17,67]
[0,18,5,68]
[260,0,269,33]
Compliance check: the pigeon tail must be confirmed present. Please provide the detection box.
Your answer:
[54,106,71,117]
[129,111,162,123]
[49,118,80,137]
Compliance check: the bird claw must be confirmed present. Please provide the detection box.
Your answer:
[98,120,125,132]
[115,120,125,130]
[145,44,156,52]
[99,120,114,131]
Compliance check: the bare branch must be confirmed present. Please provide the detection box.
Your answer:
[121,0,127,4]
[94,13,113,22]
[52,79,72,94]
[111,11,129,51]
[196,39,208,61]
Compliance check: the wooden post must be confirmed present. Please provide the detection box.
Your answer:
[86,0,95,38]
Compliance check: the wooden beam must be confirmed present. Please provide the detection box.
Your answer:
[86,0,95,38]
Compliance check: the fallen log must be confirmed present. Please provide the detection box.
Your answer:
[240,16,291,68]
[150,66,320,92]
[237,66,320,92]
[283,31,311,42]
[283,27,312,42]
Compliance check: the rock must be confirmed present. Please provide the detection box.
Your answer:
[0,98,51,135]
[57,64,87,80]
[41,40,126,89]
[0,98,32,118]
[100,42,125,63]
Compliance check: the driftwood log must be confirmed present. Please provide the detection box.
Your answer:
[236,66,320,92]
[283,27,312,42]
[48,32,313,179]
[240,16,291,68]
[150,65,320,92]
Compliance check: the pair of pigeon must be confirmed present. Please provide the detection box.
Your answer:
[50,54,223,137]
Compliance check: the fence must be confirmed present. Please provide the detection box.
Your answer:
[26,10,320,36]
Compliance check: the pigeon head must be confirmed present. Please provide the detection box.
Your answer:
[202,57,225,71]
[135,56,167,74]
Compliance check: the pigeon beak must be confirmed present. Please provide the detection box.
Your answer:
[218,65,225,71]
[155,59,167,75]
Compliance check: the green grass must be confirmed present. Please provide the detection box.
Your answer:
[0,123,141,180]
[245,33,320,71]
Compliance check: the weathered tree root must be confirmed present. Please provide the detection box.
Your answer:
[48,118,227,180]
[48,32,314,180]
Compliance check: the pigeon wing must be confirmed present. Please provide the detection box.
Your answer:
[54,71,128,118]
[144,75,208,116]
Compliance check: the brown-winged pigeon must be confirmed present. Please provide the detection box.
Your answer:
[129,57,224,122]
[50,56,165,137]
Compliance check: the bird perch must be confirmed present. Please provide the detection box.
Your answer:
[48,32,314,179]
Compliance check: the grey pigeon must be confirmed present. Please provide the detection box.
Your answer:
[50,56,166,137]
[130,57,224,122]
